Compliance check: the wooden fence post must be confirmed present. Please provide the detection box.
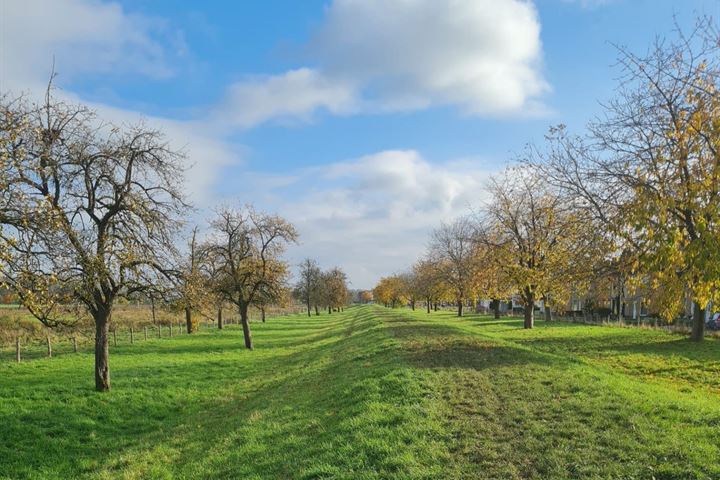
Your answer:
[16,337,20,363]
[73,336,78,353]
[47,336,52,358]
[130,327,134,344]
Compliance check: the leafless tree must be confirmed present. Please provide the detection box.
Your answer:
[428,216,478,317]
[294,258,322,317]
[0,85,188,391]
[205,206,297,349]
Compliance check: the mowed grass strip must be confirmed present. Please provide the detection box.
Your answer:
[0,307,451,480]
[387,307,720,479]
[1,305,719,479]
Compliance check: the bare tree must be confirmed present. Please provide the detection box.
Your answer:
[206,206,297,349]
[429,216,478,317]
[0,86,187,391]
[294,258,322,317]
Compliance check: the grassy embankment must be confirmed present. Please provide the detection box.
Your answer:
[1,305,718,479]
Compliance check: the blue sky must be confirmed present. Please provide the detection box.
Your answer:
[2,0,718,288]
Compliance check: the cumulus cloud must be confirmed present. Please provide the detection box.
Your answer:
[212,68,356,129]
[0,0,183,92]
[0,0,234,205]
[236,150,495,288]
[217,0,548,127]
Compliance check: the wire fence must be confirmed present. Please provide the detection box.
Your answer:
[0,305,308,363]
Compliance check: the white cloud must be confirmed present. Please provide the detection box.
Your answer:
[217,0,548,127]
[234,150,495,288]
[212,68,356,129]
[0,0,183,93]
[0,0,234,205]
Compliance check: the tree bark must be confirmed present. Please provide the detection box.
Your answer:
[492,299,500,319]
[217,306,223,329]
[426,298,431,314]
[239,302,253,349]
[314,304,319,316]
[261,306,266,323]
[94,311,111,391]
[185,306,193,334]
[151,297,157,324]
[524,304,534,329]
[307,299,311,317]
[543,295,552,322]
[691,300,705,342]
[328,305,332,314]
[523,288,535,329]
[434,303,438,312]
[457,299,463,317]
[411,300,415,311]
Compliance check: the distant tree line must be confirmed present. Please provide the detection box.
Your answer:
[373,17,720,342]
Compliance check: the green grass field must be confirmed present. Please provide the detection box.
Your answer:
[1,305,719,479]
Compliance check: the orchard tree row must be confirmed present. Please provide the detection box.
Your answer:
[293,259,351,316]
[374,18,720,343]
[0,84,344,391]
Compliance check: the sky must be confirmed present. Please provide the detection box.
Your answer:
[1,0,719,289]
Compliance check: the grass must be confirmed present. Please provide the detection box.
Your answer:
[1,305,719,479]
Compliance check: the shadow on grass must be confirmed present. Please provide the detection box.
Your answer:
[0,306,446,479]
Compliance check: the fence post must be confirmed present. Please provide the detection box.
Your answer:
[47,336,52,358]
[16,337,20,363]
[73,336,78,353]
[130,327,134,344]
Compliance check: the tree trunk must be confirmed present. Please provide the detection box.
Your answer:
[217,306,223,329]
[692,300,705,342]
[492,299,500,319]
[314,305,319,316]
[328,305,332,314]
[457,299,463,317]
[15,337,20,363]
[185,306,193,334]
[94,310,111,391]
[543,295,552,322]
[411,300,415,311]
[523,288,535,329]
[434,303,438,312]
[261,306,266,323]
[524,304,534,329]
[239,303,253,350]
[307,299,311,317]
[151,297,157,324]
[426,298,431,314]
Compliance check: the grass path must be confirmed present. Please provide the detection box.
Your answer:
[1,305,719,479]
